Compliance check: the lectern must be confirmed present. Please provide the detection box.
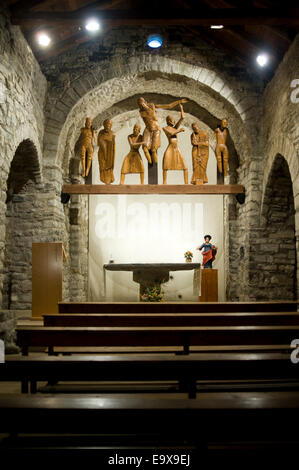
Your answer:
[199,269,218,302]
[32,242,66,319]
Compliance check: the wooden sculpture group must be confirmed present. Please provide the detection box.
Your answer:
[78,97,229,184]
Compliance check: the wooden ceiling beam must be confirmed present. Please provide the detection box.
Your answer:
[9,0,46,14]
[10,8,299,27]
[71,0,129,13]
[200,0,236,8]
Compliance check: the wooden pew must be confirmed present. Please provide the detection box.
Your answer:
[58,301,299,314]
[1,392,299,445]
[16,325,299,356]
[2,352,298,396]
[43,312,299,327]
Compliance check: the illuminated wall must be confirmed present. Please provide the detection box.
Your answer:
[89,111,225,301]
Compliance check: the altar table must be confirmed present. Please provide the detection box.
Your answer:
[104,263,201,299]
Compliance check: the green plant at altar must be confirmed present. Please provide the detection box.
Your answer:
[184,250,193,261]
[141,285,164,302]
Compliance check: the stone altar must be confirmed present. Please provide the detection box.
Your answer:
[104,263,201,300]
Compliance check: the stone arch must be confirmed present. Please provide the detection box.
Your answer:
[2,125,43,180]
[54,77,251,186]
[6,139,42,202]
[255,154,297,300]
[68,93,240,185]
[43,55,256,174]
[64,104,239,303]
[261,134,299,224]
[2,139,42,311]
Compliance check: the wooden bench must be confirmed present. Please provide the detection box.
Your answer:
[2,352,298,396]
[16,325,299,356]
[1,392,299,463]
[43,312,299,327]
[1,392,299,441]
[58,301,299,314]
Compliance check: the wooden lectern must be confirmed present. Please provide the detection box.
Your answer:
[32,242,66,319]
[199,269,218,302]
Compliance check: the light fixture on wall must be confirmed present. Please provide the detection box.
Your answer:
[256,53,269,67]
[61,192,71,204]
[236,193,245,204]
[36,32,51,47]
[147,34,163,48]
[85,18,101,32]
[210,25,224,29]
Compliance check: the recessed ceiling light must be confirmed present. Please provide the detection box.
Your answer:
[210,25,224,29]
[256,53,269,67]
[85,19,100,32]
[37,32,51,47]
[147,34,163,48]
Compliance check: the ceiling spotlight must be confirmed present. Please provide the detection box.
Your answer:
[256,53,269,67]
[210,25,224,29]
[147,34,163,49]
[37,32,51,47]
[85,19,100,32]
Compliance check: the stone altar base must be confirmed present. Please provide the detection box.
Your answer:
[199,269,218,302]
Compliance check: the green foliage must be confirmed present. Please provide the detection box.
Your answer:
[141,285,164,302]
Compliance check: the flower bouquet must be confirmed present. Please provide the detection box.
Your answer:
[184,250,193,262]
[141,285,164,302]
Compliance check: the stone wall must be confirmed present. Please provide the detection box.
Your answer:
[245,34,299,300]
[0,6,44,346]
[0,310,17,353]
[0,6,68,350]
[248,155,296,300]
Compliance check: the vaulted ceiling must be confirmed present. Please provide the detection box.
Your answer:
[4,0,299,80]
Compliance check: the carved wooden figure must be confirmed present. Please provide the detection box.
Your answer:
[120,124,146,185]
[190,123,209,185]
[97,118,115,185]
[197,235,218,269]
[215,118,229,176]
[162,104,188,184]
[137,97,188,164]
[79,117,96,178]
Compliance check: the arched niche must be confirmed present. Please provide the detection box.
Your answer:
[256,154,296,300]
[65,105,236,302]
[2,139,42,310]
[50,70,251,177]
[88,110,226,301]
[50,68,252,302]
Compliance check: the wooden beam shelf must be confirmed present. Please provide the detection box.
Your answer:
[62,184,244,195]
[12,8,299,27]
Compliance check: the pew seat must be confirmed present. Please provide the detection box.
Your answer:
[2,352,298,396]
[1,391,299,444]
[16,325,299,356]
[43,312,299,327]
[58,301,299,314]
